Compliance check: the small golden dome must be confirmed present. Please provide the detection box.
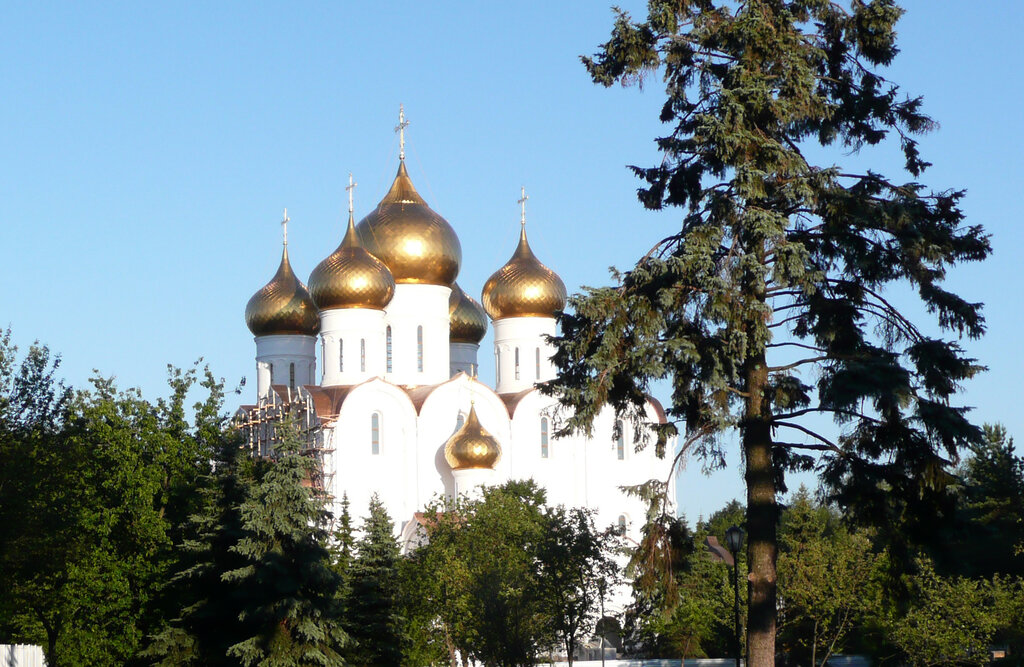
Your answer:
[245,247,320,337]
[449,282,488,344]
[444,404,501,470]
[309,212,396,311]
[355,161,462,286]
[482,224,566,320]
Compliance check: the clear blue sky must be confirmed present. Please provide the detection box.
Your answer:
[2,2,1021,520]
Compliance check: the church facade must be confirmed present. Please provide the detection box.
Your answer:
[240,126,676,562]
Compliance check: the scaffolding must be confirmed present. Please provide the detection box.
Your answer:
[234,387,336,505]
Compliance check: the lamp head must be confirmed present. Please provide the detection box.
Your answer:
[725,524,744,553]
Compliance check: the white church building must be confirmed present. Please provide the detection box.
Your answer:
[239,116,676,563]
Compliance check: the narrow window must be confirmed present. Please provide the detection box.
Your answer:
[496,351,501,383]
[417,326,424,372]
[289,362,295,391]
[371,413,380,455]
[535,347,541,380]
[540,417,549,459]
[360,338,366,372]
[269,362,274,384]
[616,420,625,460]
[339,339,344,372]
[386,326,393,373]
[617,515,627,536]
[514,347,520,380]
[456,413,465,430]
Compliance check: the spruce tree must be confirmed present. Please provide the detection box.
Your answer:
[224,422,348,667]
[344,494,403,667]
[547,2,990,664]
[146,436,254,666]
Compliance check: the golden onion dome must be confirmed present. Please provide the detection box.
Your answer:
[448,282,488,344]
[245,246,320,337]
[308,212,396,311]
[481,224,567,320]
[355,160,462,286]
[444,404,501,470]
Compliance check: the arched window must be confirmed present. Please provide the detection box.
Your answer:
[289,362,295,391]
[615,420,625,460]
[456,413,465,430]
[535,347,541,379]
[269,362,274,384]
[514,347,520,380]
[339,339,344,372]
[417,326,424,372]
[496,350,501,383]
[360,338,366,372]
[540,417,549,458]
[371,413,381,455]
[386,326,393,373]
[617,515,627,536]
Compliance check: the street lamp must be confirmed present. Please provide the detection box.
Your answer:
[725,525,744,667]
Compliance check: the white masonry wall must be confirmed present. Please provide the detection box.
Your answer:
[319,308,387,386]
[491,316,558,394]
[384,284,452,386]
[254,335,317,398]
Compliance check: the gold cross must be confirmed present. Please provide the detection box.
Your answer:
[346,173,357,214]
[281,208,289,246]
[518,187,529,227]
[395,104,410,160]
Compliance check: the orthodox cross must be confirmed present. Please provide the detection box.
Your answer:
[395,104,409,160]
[346,173,357,214]
[518,187,529,227]
[281,208,289,246]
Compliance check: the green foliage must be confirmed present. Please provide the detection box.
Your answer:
[539,505,619,666]
[224,423,347,666]
[547,4,990,663]
[412,481,618,667]
[777,488,881,666]
[937,424,1024,578]
[343,494,403,666]
[0,331,225,666]
[888,560,1018,666]
[622,512,740,659]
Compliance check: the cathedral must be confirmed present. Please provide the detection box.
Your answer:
[239,113,676,559]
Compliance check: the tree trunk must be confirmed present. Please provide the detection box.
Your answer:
[743,350,777,667]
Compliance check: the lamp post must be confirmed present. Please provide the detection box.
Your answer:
[725,525,744,667]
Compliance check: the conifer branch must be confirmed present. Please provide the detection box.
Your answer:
[773,422,842,454]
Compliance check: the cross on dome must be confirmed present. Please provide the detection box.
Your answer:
[281,208,289,246]
[518,187,529,227]
[395,104,410,160]
[346,173,357,215]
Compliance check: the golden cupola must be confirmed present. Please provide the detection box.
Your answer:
[308,210,396,311]
[355,159,462,286]
[449,282,488,345]
[482,221,567,320]
[444,404,501,470]
[245,245,320,337]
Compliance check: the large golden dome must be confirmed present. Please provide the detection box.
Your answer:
[355,161,461,286]
[449,282,488,344]
[481,224,566,320]
[444,404,501,470]
[245,247,320,337]
[309,212,396,310]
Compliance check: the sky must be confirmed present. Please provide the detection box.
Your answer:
[2,2,1022,521]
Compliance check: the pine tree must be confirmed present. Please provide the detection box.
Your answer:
[546,3,990,664]
[344,494,403,667]
[224,422,348,667]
